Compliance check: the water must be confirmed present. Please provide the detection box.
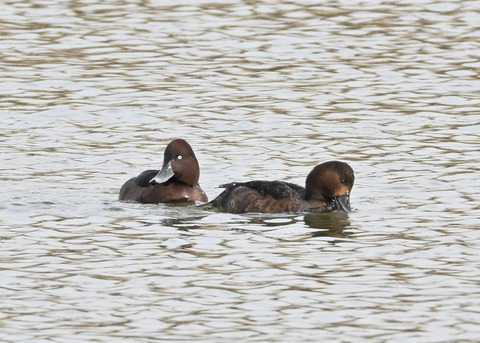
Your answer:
[1,0,480,341]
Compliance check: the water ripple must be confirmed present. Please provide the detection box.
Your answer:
[1,0,480,341]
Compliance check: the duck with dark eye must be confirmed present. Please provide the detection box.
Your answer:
[206,161,354,214]
[119,139,208,204]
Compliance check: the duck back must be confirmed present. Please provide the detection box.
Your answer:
[208,180,309,213]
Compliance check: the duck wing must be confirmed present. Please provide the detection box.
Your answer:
[134,170,159,187]
[220,180,304,199]
[207,180,305,213]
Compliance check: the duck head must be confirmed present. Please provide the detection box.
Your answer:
[150,139,201,187]
[305,161,355,212]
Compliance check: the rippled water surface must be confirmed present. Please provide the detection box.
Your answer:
[1,0,480,341]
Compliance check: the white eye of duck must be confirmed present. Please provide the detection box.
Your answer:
[177,155,182,160]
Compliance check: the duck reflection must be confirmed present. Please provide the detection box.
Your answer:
[303,211,352,238]
[153,204,352,237]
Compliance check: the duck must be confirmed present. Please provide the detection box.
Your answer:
[206,161,354,213]
[119,139,208,203]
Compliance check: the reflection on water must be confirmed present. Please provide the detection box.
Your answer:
[304,212,352,237]
[1,0,480,341]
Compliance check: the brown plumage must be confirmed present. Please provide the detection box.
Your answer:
[207,161,354,214]
[119,139,207,203]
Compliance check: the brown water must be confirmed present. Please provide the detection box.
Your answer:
[1,0,480,341]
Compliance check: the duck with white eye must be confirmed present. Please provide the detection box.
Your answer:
[119,139,207,203]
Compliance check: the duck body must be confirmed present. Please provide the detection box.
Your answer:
[119,169,207,203]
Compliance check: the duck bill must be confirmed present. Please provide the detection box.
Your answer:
[150,160,175,185]
[333,194,351,212]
